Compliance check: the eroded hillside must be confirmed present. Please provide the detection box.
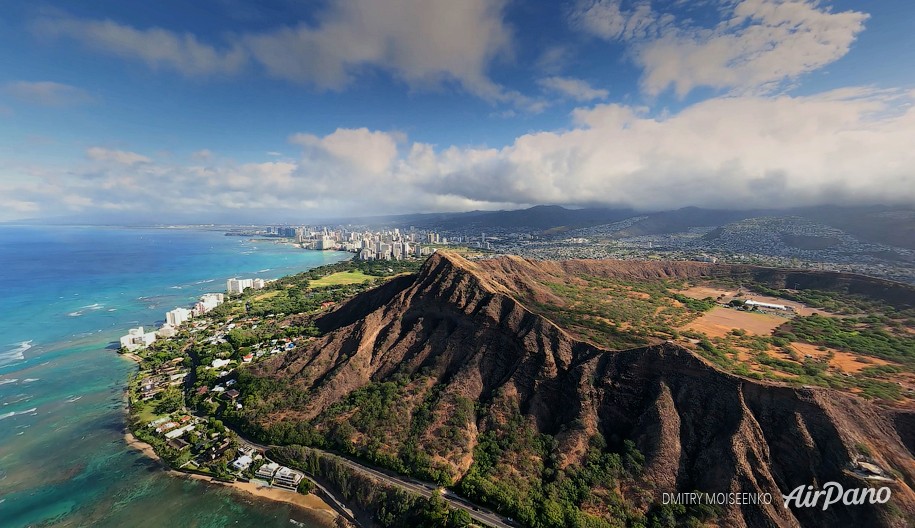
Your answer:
[231,252,915,528]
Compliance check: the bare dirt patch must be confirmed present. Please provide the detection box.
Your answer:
[683,306,786,337]
[789,342,891,373]
[679,286,736,300]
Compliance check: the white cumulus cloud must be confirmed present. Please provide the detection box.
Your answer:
[569,0,868,97]
[4,87,910,223]
[421,88,915,209]
[290,128,402,174]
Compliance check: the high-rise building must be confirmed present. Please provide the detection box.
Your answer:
[198,293,224,312]
[227,278,254,294]
[119,327,157,351]
[316,236,336,250]
[165,307,192,327]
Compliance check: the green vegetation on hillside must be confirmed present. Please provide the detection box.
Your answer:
[777,314,915,364]
[528,277,706,349]
[456,400,715,528]
[234,368,717,528]
[683,313,911,401]
[270,445,473,528]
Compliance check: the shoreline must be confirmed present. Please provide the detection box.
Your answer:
[119,352,143,364]
[124,431,337,518]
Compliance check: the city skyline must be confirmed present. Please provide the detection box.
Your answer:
[2,0,914,223]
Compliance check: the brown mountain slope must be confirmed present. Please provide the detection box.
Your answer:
[243,252,915,528]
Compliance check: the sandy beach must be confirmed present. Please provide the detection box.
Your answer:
[124,432,337,518]
[119,352,143,364]
[230,479,336,514]
[124,431,162,462]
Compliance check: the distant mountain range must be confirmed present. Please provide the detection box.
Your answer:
[383,204,915,250]
[8,203,913,250]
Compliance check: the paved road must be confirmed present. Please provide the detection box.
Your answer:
[323,451,514,528]
[237,436,514,528]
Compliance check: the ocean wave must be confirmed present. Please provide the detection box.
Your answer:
[108,308,117,312]
[194,279,216,284]
[0,378,18,386]
[68,311,82,317]
[82,303,104,310]
[3,396,32,406]
[258,268,272,273]
[0,408,37,421]
[169,285,183,290]
[22,378,39,384]
[66,396,82,403]
[0,341,32,367]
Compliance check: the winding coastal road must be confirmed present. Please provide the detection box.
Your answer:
[238,436,514,528]
[322,450,514,528]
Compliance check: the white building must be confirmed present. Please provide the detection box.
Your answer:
[120,327,157,351]
[165,424,195,440]
[272,466,304,490]
[232,454,253,471]
[199,293,224,311]
[227,278,254,295]
[256,461,280,479]
[316,236,336,250]
[745,299,792,311]
[166,307,192,327]
[252,278,266,290]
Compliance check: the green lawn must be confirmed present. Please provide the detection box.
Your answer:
[134,401,165,424]
[309,270,374,288]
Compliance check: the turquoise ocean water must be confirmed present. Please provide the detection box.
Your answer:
[0,226,351,527]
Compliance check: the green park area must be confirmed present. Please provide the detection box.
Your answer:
[308,270,375,287]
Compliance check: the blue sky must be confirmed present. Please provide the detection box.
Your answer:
[1,0,913,222]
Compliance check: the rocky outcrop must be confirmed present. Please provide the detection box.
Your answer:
[251,252,915,527]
